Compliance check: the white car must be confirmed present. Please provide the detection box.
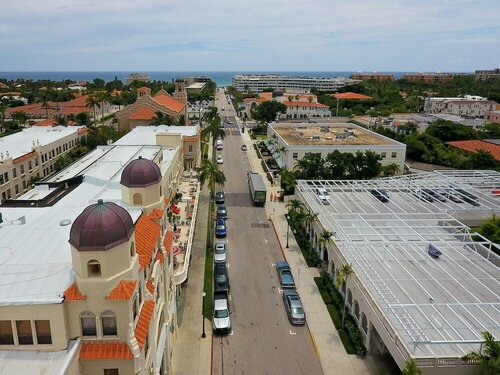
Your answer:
[214,242,227,263]
[217,155,224,164]
[315,188,330,205]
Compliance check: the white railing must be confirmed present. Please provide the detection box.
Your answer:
[173,182,200,285]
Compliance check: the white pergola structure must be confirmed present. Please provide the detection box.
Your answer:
[296,170,500,373]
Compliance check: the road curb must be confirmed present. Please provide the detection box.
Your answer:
[269,217,287,261]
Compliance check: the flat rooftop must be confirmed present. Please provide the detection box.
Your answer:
[0,144,178,306]
[114,125,199,146]
[0,126,85,160]
[271,123,396,147]
[297,170,500,358]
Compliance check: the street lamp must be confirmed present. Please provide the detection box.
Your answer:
[285,214,290,248]
[201,292,206,338]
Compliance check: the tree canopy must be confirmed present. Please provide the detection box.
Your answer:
[251,101,287,124]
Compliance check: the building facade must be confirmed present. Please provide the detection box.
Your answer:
[0,126,88,202]
[402,73,451,82]
[350,73,395,81]
[0,130,199,374]
[232,74,359,93]
[475,68,500,80]
[267,122,406,172]
[424,96,498,118]
[485,110,500,124]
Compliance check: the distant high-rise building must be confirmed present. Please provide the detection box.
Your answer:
[475,68,500,80]
[350,73,394,81]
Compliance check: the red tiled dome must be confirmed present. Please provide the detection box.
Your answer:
[69,200,134,251]
[120,156,161,188]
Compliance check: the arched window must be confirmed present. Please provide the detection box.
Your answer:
[133,193,143,205]
[87,260,101,277]
[361,313,368,334]
[80,311,96,336]
[341,281,346,296]
[354,300,360,320]
[101,310,117,336]
[330,260,336,276]
[347,289,353,308]
[130,242,135,258]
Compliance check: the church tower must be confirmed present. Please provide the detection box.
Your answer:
[173,78,187,104]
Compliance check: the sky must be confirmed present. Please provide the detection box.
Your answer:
[0,0,499,72]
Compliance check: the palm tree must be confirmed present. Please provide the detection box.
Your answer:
[317,230,333,257]
[96,91,107,118]
[198,159,226,198]
[280,169,296,195]
[54,115,67,126]
[402,359,422,375]
[0,104,7,133]
[85,95,101,126]
[295,94,300,117]
[303,212,319,234]
[151,111,173,126]
[336,263,354,329]
[462,331,500,375]
[201,120,225,150]
[286,199,304,214]
[41,99,50,119]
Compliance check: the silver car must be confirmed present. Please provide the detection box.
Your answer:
[214,242,227,263]
[283,290,306,325]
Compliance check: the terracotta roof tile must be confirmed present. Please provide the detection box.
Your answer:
[447,140,500,161]
[332,92,373,100]
[135,215,161,269]
[129,106,157,120]
[106,280,138,300]
[64,282,86,301]
[153,93,186,113]
[13,151,36,164]
[35,119,57,126]
[155,250,165,263]
[282,101,329,108]
[149,208,164,220]
[163,230,174,255]
[146,279,155,294]
[80,341,132,360]
[135,300,155,349]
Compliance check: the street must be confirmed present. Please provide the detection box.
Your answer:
[211,88,324,374]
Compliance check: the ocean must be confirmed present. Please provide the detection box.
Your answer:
[0,71,413,86]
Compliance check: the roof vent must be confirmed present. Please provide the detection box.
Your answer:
[60,219,72,226]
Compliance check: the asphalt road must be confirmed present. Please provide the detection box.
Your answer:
[211,89,323,375]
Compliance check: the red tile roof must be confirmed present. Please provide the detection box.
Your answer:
[106,280,138,300]
[129,106,157,120]
[137,87,151,93]
[243,97,267,103]
[447,140,500,161]
[146,279,155,294]
[80,341,132,360]
[135,215,161,269]
[135,300,155,349]
[13,151,36,164]
[332,92,373,100]
[282,101,329,108]
[64,282,86,301]
[153,93,186,113]
[148,208,164,220]
[163,230,174,255]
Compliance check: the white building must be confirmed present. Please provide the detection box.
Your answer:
[424,96,498,118]
[232,74,359,93]
[296,170,500,375]
[267,122,406,173]
[0,126,88,202]
[0,129,200,374]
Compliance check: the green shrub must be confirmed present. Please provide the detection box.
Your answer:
[338,329,356,354]
[326,304,343,330]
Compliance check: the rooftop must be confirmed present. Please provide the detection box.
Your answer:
[271,123,399,147]
[446,140,500,161]
[115,125,199,146]
[0,143,179,306]
[0,126,85,161]
[332,92,373,100]
[297,170,500,358]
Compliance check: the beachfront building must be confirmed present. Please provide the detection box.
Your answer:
[475,68,500,80]
[232,74,359,93]
[115,83,188,132]
[296,170,500,374]
[242,91,330,120]
[402,73,452,82]
[485,110,500,124]
[267,122,406,172]
[115,125,201,171]
[424,96,498,118]
[0,128,201,374]
[0,125,88,202]
[350,73,395,81]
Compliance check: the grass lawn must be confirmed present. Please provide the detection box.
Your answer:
[253,134,268,140]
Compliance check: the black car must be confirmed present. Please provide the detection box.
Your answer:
[455,189,480,206]
[214,263,230,292]
[422,189,446,202]
[217,205,228,220]
[370,189,389,202]
[215,191,225,205]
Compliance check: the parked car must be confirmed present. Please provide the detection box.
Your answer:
[315,188,330,205]
[455,189,480,206]
[414,189,434,202]
[276,261,296,289]
[434,189,452,202]
[214,242,227,263]
[282,290,306,325]
[217,155,224,164]
[241,144,247,151]
[215,219,227,238]
[214,263,230,292]
[370,189,389,203]
[217,205,228,220]
[422,188,446,202]
[215,191,225,205]
[213,291,231,334]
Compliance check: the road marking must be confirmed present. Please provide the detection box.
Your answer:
[229,329,234,336]
[226,262,230,269]
[289,330,296,335]
[229,294,232,301]
[264,238,268,244]
[271,262,275,267]
[278,288,283,294]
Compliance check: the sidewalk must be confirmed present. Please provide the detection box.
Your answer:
[237,117,373,375]
[171,183,212,372]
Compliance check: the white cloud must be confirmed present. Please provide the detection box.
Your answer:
[0,0,498,70]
